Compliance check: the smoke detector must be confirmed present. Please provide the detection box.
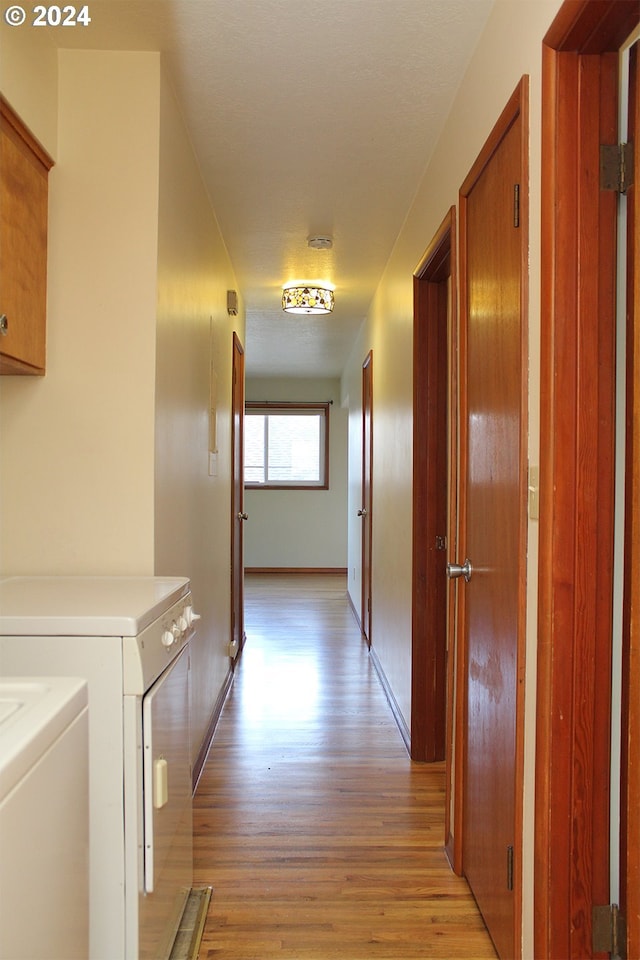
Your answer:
[307,236,333,250]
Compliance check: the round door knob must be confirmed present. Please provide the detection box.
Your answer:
[446,559,473,582]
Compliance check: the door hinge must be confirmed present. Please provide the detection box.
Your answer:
[600,142,634,194]
[513,184,520,228]
[593,903,626,958]
[506,844,514,891]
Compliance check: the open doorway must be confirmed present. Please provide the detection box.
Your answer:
[411,208,457,774]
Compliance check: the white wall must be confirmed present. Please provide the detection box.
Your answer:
[244,377,347,569]
[341,2,564,956]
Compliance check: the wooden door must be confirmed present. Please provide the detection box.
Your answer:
[231,332,246,658]
[458,80,528,960]
[361,351,373,645]
[411,209,456,767]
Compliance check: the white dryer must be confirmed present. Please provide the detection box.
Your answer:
[0,576,196,960]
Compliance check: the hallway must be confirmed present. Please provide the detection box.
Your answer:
[193,573,496,959]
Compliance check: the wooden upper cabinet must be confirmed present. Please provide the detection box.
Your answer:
[0,97,54,375]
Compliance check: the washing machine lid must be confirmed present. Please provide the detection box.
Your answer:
[0,577,190,636]
[0,677,88,798]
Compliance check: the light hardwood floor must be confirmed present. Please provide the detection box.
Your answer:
[194,574,497,959]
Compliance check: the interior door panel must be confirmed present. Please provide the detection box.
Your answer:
[459,81,528,959]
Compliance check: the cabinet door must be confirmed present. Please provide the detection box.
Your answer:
[0,98,53,375]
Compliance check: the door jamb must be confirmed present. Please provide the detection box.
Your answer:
[621,37,639,960]
[536,3,640,957]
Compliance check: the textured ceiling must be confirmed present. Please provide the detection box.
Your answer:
[43,0,494,377]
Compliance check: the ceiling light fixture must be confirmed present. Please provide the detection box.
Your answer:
[282,285,335,315]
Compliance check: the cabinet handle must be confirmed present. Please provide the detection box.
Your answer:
[0,315,7,336]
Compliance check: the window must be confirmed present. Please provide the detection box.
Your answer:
[244,402,330,489]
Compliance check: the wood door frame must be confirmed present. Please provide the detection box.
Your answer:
[231,332,246,660]
[411,207,457,778]
[361,350,373,646]
[458,77,529,959]
[621,36,639,960]
[535,3,640,958]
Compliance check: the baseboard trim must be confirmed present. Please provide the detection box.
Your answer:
[347,590,362,630]
[192,665,234,792]
[245,567,348,575]
[444,835,455,872]
[369,646,411,757]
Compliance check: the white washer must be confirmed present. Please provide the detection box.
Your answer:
[0,576,196,960]
[0,676,89,960]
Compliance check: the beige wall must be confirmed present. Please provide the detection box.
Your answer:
[244,377,348,569]
[341,2,564,956]
[0,37,244,768]
[155,68,244,765]
[0,20,58,153]
[0,49,160,573]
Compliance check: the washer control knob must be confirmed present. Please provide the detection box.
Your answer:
[184,605,201,627]
[161,629,175,648]
[177,616,188,633]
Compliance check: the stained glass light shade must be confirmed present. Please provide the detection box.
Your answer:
[281,285,335,315]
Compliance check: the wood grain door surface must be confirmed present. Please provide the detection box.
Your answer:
[361,351,373,645]
[231,333,245,656]
[459,86,527,960]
